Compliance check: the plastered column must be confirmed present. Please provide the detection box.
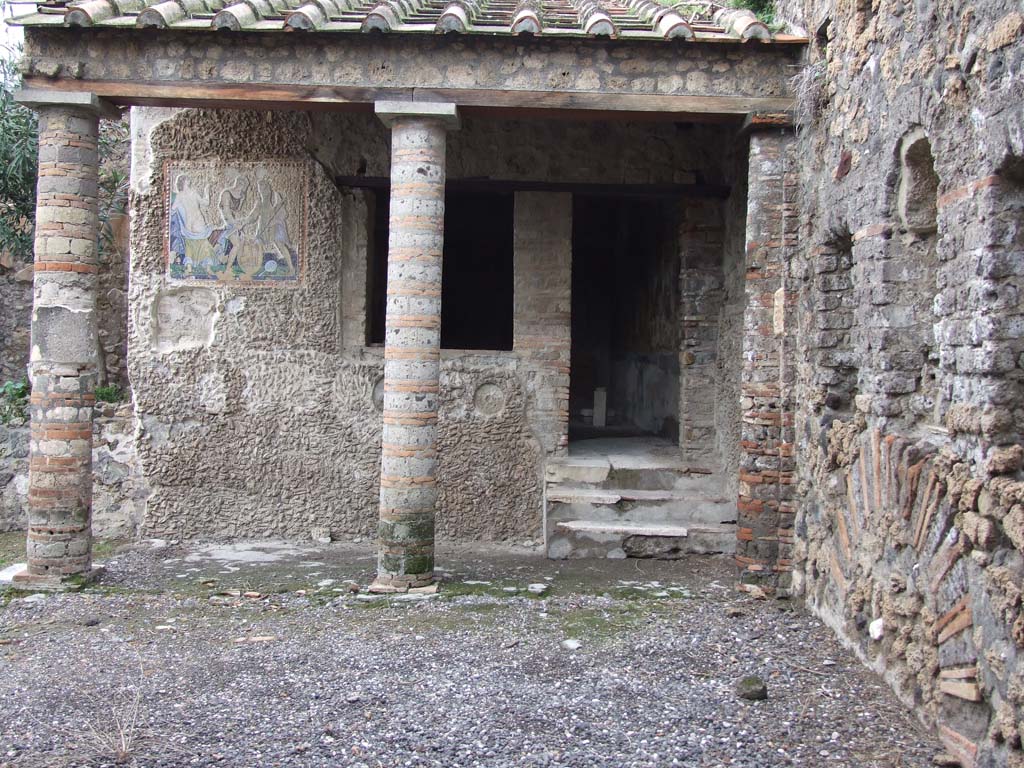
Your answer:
[373,102,459,590]
[14,92,113,584]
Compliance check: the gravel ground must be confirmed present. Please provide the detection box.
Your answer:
[0,539,943,768]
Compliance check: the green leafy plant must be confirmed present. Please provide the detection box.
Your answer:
[95,384,124,403]
[0,379,30,424]
[98,166,129,256]
[729,0,776,25]
[0,48,38,265]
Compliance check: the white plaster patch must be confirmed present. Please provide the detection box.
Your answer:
[196,371,228,414]
[130,107,181,196]
[0,563,27,584]
[184,541,317,564]
[152,287,219,353]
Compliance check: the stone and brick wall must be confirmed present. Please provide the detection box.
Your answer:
[1,407,144,538]
[773,1,1024,765]
[678,197,725,463]
[734,130,799,580]
[513,192,572,457]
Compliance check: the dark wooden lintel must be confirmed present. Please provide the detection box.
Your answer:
[335,176,731,199]
[21,77,793,123]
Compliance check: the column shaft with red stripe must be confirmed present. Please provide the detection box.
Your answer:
[374,102,459,589]
[20,100,103,581]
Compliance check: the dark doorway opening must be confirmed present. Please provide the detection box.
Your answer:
[368,189,514,351]
[569,196,680,442]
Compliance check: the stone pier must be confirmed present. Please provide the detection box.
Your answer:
[734,128,798,588]
[372,102,459,591]
[13,92,113,585]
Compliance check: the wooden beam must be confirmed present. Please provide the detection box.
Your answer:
[22,77,794,119]
[334,176,732,199]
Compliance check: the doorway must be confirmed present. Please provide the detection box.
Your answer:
[569,196,680,443]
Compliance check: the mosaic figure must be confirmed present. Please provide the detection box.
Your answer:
[166,161,306,283]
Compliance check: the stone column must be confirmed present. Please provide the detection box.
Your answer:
[372,102,459,591]
[13,92,115,585]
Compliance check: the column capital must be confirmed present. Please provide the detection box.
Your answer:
[15,88,121,120]
[375,100,460,131]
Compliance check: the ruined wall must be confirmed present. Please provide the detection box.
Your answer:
[0,256,34,385]
[774,1,1024,765]
[1,407,144,537]
[128,108,728,542]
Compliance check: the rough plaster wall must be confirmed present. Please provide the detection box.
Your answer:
[0,259,33,384]
[339,190,372,348]
[778,1,1024,765]
[129,109,367,540]
[715,145,749,497]
[514,192,572,458]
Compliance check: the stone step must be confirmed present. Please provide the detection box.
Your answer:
[547,519,736,560]
[545,484,736,532]
[546,485,729,505]
[546,456,717,491]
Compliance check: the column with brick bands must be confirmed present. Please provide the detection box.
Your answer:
[16,100,103,583]
[373,102,458,590]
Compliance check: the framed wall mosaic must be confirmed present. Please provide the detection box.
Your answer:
[164,160,308,284]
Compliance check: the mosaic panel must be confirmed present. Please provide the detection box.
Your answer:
[165,160,307,284]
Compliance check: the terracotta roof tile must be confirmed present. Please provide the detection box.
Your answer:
[11,0,807,43]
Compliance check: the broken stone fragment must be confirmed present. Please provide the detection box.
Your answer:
[736,676,768,701]
[985,445,1024,475]
[869,618,885,641]
[408,583,438,594]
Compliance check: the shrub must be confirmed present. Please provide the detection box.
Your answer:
[730,0,776,25]
[95,384,124,403]
[0,379,29,424]
[0,50,38,264]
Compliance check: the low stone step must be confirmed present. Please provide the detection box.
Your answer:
[545,457,611,485]
[546,458,716,490]
[555,520,693,538]
[546,485,729,505]
[545,484,736,534]
[547,519,736,560]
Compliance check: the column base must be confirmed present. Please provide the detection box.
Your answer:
[369,573,436,593]
[8,565,105,591]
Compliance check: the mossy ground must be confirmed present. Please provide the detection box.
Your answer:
[0,531,124,570]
